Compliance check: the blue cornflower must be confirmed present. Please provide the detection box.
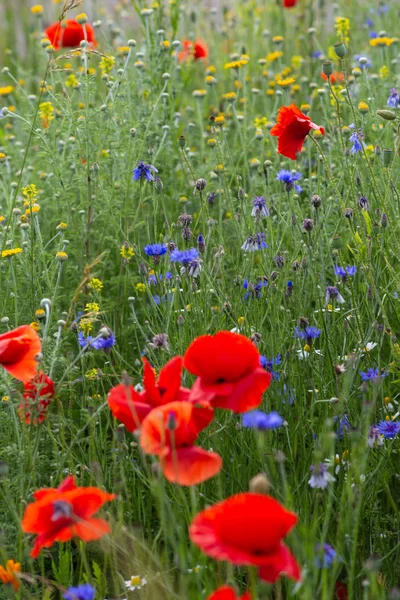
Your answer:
[251,196,269,217]
[170,248,199,264]
[334,265,357,278]
[242,410,283,430]
[348,126,365,154]
[243,278,267,300]
[369,31,378,39]
[315,544,338,569]
[325,286,345,304]
[376,420,400,438]
[148,272,172,285]
[387,88,400,109]
[132,161,158,182]
[276,170,302,193]
[312,50,323,59]
[294,326,321,340]
[334,414,351,438]
[241,233,268,252]
[365,17,374,27]
[308,463,335,489]
[64,584,95,600]
[360,368,387,382]
[144,244,167,258]
[78,330,116,350]
[260,354,281,380]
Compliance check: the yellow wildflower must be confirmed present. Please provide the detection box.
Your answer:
[117,46,130,56]
[291,55,304,69]
[161,40,171,49]
[85,302,100,313]
[65,74,79,88]
[254,116,267,128]
[379,65,389,79]
[39,101,54,128]
[335,16,350,43]
[56,222,67,231]
[224,59,248,70]
[0,86,14,96]
[88,278,103,292]
[31,4,43,14]
[35,308,46,319]
[1,248,22,258]
[275,75,296,88]
[99,55,115,74]
[206,65,216,75]
[23,184,38,199]
[85,368,99,380]
[266,51,283,63]
[272,36,284,44]
[222,92,236,101]
[55,251,68,261]
[30,322,40,331]
[358,101,369,114]
[135,282,146,293]
[120,244,135,260]
[79,318,94,336]
[214,115,225,125]
[237,316,245,326]
[0,560,21,591]
[370,37,394,47]
[2,396,9,402]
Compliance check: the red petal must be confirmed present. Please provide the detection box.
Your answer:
[142,357,160,405]
[258,543,301,583]
[107,383,150,431]
[0,325,41,382]
[162,446,222,486]
[156,356,184,404]
[72,518,111,542]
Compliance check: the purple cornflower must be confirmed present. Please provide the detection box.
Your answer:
[358,195,369,210]
[325,286,345,304]
[241,233,268,252]
[242,410,283,430]
[334,414,351,438]
[260,354,281,380]
[144,244,167,259]
[315,544,338,568]
[243,278,267,300]
[251,196,269,217]
[294,326,321,340]
[170,248,199,264]
[348,125,364,154]
[360,368,387,382]
[312,50,323,59]
[334,265,357,278]
[64,584,95,600]
[132,161,158,182]
[186,258,202,277]
[308,463,335,489]
[387,88,400,109]
[376,420,400,438]
[367,425,383,448]
[276,170,302,193]
[148,272,172,285]
[78,330,116,350]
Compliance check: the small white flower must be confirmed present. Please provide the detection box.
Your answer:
[124,576,148,591]
[364,342,377,352]
[187,565,205,573]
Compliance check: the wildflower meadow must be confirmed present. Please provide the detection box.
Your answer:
[0,0,400,598]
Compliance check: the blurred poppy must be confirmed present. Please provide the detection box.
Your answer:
[189,493,300,583]
[0,325,41,382]
[18,373,55,424]
[270,104,325,160]
[22,476,115,558]
[283,0,297,6]
[45,20,97,50]
[184,331,271,413]
[140,401,222,486]
[335,582,348,600]
[107,356,191,431]
[321,72,345,84]
[179,39,209,62]
[0,560,21,591]
[207,586,251,600]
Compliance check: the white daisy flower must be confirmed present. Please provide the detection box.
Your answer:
[124,576,148,591]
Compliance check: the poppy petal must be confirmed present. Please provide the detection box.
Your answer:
[142,357,160,406]
[0,325,41,382]
[72,518,111,542]
[258,543,301,583]
[156,356,184,404]
[107,383,149,431]
[162,446,222,486]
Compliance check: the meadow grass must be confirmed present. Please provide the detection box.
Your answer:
[0,0,399,598]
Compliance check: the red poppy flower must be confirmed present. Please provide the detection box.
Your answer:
[321,72,345,84]
[45,20,97,50]
[18,373,55,424]
[335,582,348,600]
[0,325,41,382]
[283,0,297,7]
[207,586,251,600]
[22,476,115,558]
[189,493,300,583]
[184,331,271,413]
[270,104,325,160]
[178,39,209,62]
[107,356,191,431]
[140,401,222,486]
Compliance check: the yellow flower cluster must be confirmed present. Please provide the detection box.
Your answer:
[1,248,22,258]
[88,278,103,292]
[335,16,350,43]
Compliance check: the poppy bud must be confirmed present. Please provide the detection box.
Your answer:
[333,42,347,58]
[179,135,186,149]
[381,213,388,228]
[322,61,333,77]
[376,109,396,121]
[249,472,270,494]
[382,148,393,167]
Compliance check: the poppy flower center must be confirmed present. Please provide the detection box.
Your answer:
[51,500,73,522]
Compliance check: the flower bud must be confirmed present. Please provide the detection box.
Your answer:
[377,109,396,121]
[333,42,347,58]
[179,135,186,149]
[249,472,271,494]
[322,61,333,77]
[382,148,393,167]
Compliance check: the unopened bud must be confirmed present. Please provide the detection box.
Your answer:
[249,472,270,494]
[377,109,396,121]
